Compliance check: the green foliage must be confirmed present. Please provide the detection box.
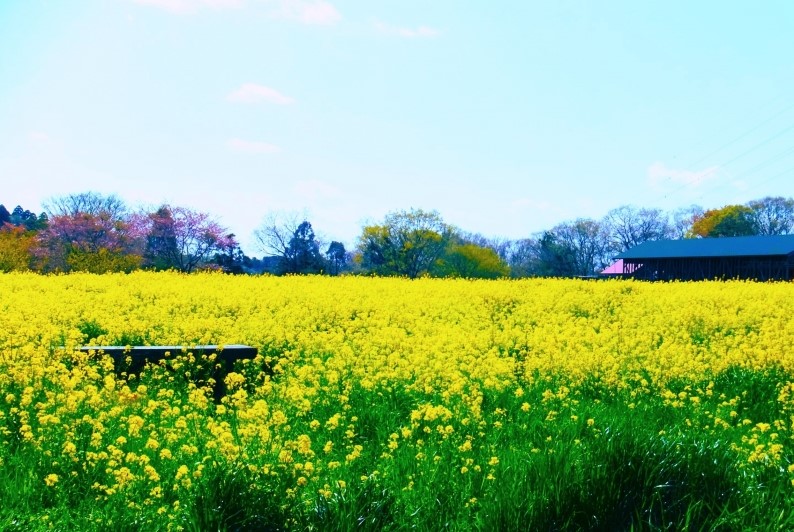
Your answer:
[436,243,509,279]
[0,225,35,272]
[535,231,578,276]
[76,319,109,343]
[67,248,142,274]
[689,205,758,238]
[325,241,347,276]
[281,221,324,274]
[6,205,47,231]
[4,359,793,529]
[358,209,450,278]
[114,331,146,347]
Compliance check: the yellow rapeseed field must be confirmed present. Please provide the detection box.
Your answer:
[1,271,793,529]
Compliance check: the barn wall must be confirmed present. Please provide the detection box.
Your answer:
[623,255,793,281]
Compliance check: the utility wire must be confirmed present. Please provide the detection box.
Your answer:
[645,96,794,206]
[689,123,794,204]
[682,101,794,171]
[660,119,794,203]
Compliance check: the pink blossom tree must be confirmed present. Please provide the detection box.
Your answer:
[143,205,236,273]
[37,194,145,273]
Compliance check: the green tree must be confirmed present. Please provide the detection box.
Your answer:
[358,209,450,278]
[8,205,47,231]
[0,225,35,272]
[144,206,180,270]
[688,205,757,238]
[281,221,324,274]
[326,241,348,276]
[66,247,142,274]
[213,236,248,274]
[0,205,11,226]
[534,231,578,277]
[435,243,509,279]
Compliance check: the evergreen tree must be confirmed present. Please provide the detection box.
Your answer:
[281,221,324,274]
[326,241,347,275]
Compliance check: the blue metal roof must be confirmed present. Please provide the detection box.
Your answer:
[616,235,794,260]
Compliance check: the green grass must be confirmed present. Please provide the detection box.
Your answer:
[1,361,794,530]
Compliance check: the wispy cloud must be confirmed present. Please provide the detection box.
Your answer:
[226,138,280,153]
[647,162,720,189]
[374,20,440,38]
[271,0,341,25]
[133,0,243,14]
[227,83,295,105]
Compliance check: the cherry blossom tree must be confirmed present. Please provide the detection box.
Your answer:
[37,193,144,272]
[143,205,236,273]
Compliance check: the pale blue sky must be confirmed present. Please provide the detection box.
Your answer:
[2,1,793,254]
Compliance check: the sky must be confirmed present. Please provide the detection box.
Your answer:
[2,1,794,255]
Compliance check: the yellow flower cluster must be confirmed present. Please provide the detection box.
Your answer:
[0,271,792,524]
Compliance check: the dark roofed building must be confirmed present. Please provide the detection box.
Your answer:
[615,235,794,281]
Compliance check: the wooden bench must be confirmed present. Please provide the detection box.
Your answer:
[78,344,260,401]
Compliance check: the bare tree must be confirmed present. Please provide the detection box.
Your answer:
[505,238,539,278]
[549,219,611,276]
[253,212,302,259]
[670,205,705,239]
[44,192,128,220]
[747,196,794,235]
[604,205,672,253]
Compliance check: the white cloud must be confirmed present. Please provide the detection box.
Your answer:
[374,20,440,38]
[271,0,341,25]
[226,138,280,153]
[227,83,295,105]
[647,162,720,189]
[132,0,243,14]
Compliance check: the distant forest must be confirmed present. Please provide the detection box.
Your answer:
[1,192,793,278]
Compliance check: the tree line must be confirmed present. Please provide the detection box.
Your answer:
[1,193,793,277]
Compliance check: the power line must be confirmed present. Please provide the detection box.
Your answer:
[702,142,794,196]
[735,165,794,196]
[659,118,794,203]
[682,101,794,171]
[642,94,794,206]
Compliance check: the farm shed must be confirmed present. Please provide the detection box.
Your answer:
[614,235,794,281]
